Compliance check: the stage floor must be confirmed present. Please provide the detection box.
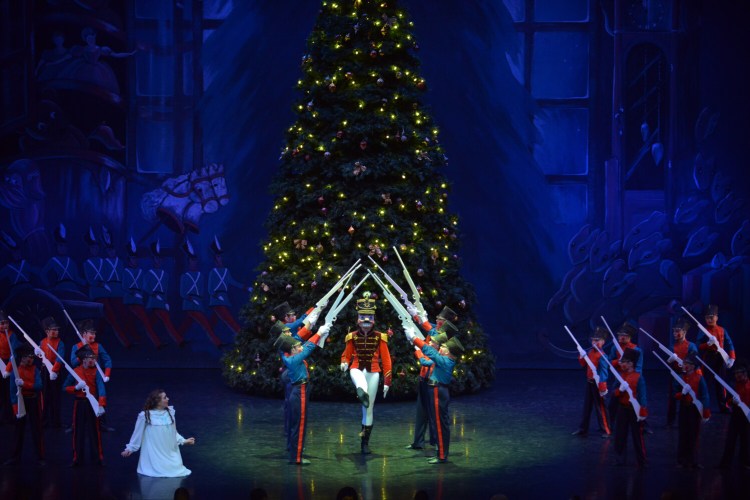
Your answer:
[2,368,750,499]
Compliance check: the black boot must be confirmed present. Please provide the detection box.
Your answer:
[356,388,370,408]
[361,425,373,454]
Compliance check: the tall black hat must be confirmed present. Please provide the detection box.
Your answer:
[355,292,377,315]
[77,319,96,333]
[274,302,295,318]
[42,316,60,330]
[444,336,465,356]
[703,304,719,316]
[127,237,137,257]
[616,321,637,338]
[54,223,67,244]
[210,235,223,255]
[150,239,161,257]
[436,306,458,323]
[84,226,97,246]
[101,225,113,248]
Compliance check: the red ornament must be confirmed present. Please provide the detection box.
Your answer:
[348,226,355,235]
[359,139,368,150]
[387,327,394,337]
[417,268,424,276]
[416,80,426,90]
[370,50,377,58]
[318,196,325,205]
[311,281,318,288]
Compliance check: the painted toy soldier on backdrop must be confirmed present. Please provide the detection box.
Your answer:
[207,236,249,335]
[40,223,86,293]
[178,238,223,347]
[39,316,65,428]
[3,344,45,466]
[340,291,392,454]
[144,240,185,346]
[100,226,133,348]
[697,304,736,412]
[0,231,35,294]
[122,237,164,348]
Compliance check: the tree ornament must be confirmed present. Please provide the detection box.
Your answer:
[318,196,325,205]
[396,71,402,79]
[324,151,331,159]
[382,193,392,204]
[348,226,355,235]
[261,283,269,292]
[368,244,382,257]
[417,268,424,276]
[431,249,439,262]
[453,254,458,259]
[292,148,299,157]
[336,130,344,139]
[286,284,293,291]
[414,43,420,50]
[382,254,388,262]
[387,327,394,338]
[261,271,268,276]
[294,239,307,249]
[344,33,351,42]
[415,200,423,210]
[311,280,317,288]
[376,77,384,86]
[328,82,336,92]
[459,299,466,308]
[359,138,368,150]
[321,207,328,215]
[400,128,407,142]
[315,243,324,254]
[443,227,449,234]
[304,154,311,161]
[370,49,377,58]
[353,161,367,175]
[345,71,353,79]
[400,244,407,252]
[436,300,443,307]
[416,80,426,90]
[306,100,314,110]
[255,352,261,367]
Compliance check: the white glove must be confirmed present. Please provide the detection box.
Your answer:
[406,303,418,317]
[681,385,691,395]
[419,315,429,325]
[340,362,348,372]
[1,367,8,379]
[383,385,389,398]
[702,417,710,424]
[50,371,58,380]
[707,336,717,347]
[317,324,330,341]
[619,383,628,393]
[306,309,320,327]
[16,378,25,387]
[414,345,421,352]
[16,412,24,419]
[637,415,646,422]
[732,395,741,405]
[75,381,87,391]
[97,407,106,417]
[404,326,416,343]
[667,353,679,364]
[599,390,608,397]
[103,376,110,383]
[727,358,735,369]
[34,347,44,358]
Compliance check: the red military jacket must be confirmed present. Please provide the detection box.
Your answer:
[341,330,392,386]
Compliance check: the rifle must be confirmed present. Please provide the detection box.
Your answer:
[47,344,102,416]
[312,260,361,316]
[594,344,643,419]
[368,270,425,340]
[681,306,731,366]
[392,246,427,319]
[317,273,371,347]
[8,315,55,375]
[62,309,107,381]
[640,327,682,368]
[696,357,750,422]
[563,326,600,386]
[367,256,420,319]
[652,351,703,417]
[600,316,623,357]
[4,330,26,418]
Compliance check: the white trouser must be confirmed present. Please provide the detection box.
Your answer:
[350,368,379,426]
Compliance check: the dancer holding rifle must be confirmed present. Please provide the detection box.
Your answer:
[2,344,44,466]
[567,326,611,438]
[717,360,750,469]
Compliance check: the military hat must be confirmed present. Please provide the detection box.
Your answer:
[683,353,699,366]
[436,319,458,335]
[84,226,97,246]
[436,306,458,323]
[15,344,34,359]
[591,326,607,340]
[621,348,640,364]
[150,239,161,257]
[430,332,448,345]
[355,291,377,315]
[274,302,295,318]
[42,316,60,330]
[616,321,637,338]
[703,304,719,316]
[101,225,113,248]
[273,331,300,353]
[127,237,138,257]
[76,345,95,360]
[182,238,197,258]
[268,320,291,337]
[210,235,223,255]
[672,317,691,332]
[444,336,465,357]
[77,319,96,334]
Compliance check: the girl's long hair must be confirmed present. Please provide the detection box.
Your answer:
[143,388,173,425]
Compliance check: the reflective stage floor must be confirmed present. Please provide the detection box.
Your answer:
[1,368,749,499]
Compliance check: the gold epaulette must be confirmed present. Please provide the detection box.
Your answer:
[378,332,389,343]
[345,331,357,343]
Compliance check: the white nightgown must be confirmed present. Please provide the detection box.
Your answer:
[124,406,191,477]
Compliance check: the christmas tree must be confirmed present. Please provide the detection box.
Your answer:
[223,0,495,400]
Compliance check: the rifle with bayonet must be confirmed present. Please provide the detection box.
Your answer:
[652,351,704,417]
[696,357,750,422]
[307,260,362,326]
[62,309,108,381]
[640,327,683,368]
[594,344,644,419]
[367,256,422,321]
[564,326,601,386]
[368,269,425,341]
[317,272,371,347]
[600,316,623,357]
[392,246,427,319]
[681,306,731,366]
[4,330,26,418]
[47,344,103,416]
[8,315,55,376]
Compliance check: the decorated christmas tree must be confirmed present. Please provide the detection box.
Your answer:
[223,0,495,400]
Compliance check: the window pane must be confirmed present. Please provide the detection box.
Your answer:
[136,114,174,174]
[183,53,193,96]
[502,0,525,22]
[135,0,173,20]
[531,32,589,98]
[535,0,589,22]
[136,52,175,96]
[534,108,589,175]
[549,184,587,225]
[505,33,525,85]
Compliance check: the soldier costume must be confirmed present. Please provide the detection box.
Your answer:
[144,240,185,346]
[40,223,86,293]
[64,346,106,466]
[3,345,45,466]
[697,304,736,412]
[0,310,22,423]
[665,317,699,428]
[122,238,164,348]
[673,353,711,469]
[612,348,648,467]
[207,236,249,334]
[178,238,223,347]
[718,361,750,469]
[39,316,65,428]
[572,327,611,438]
